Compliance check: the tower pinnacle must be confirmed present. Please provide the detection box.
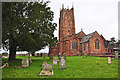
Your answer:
[72,3,74,8]
[62,4,64,9]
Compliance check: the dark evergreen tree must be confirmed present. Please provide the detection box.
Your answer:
[2,1,57,60]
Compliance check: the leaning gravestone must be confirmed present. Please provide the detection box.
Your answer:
[22,58,29,67]
[59,53,66,69]
[53,58,57,65]
[108,57,111,64]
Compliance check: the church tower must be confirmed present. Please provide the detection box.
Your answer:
[59,4,75,41]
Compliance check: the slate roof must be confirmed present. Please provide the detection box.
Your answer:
[80,32,95,43]
[63,34,74,39]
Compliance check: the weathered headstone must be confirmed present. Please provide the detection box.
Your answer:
[53,58,57,65]
[22,58,29,67]
[115,51,119,59]
[39,63,53,76]
[42,64,53,70]
[59,53,66,69]
[108,57,111,64]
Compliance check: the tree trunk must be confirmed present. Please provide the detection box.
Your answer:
[9,44,17,61]
[9,39,17,61]
[32,51,35,56]
[28,52,31,63]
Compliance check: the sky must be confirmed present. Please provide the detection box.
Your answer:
[46,0,119,41]
[1,0,119,54]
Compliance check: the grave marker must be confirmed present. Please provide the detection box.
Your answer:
[42,64,53,70]
[53,58,57,65]
[59,53,66,69]
[115,51,119,59]
[108,57,111,64]
[39,63,53,76]
[22,58,29,67]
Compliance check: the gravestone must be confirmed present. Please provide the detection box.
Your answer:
[22,58,29,67]
[49,53,53,60]
[115,51,119,59]
[108,57,111,64]
[39,63,53,76]
[59,53,66,69]
[42,64,53,70]
[53,58,57,65]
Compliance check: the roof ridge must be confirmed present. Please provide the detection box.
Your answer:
[80,31,95,43]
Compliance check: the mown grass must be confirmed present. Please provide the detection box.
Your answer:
[2,56,119,78]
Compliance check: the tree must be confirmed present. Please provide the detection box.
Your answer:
[110,37,116,48]
[2,1,57,60]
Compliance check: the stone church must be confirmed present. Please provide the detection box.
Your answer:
[49,5,111,56]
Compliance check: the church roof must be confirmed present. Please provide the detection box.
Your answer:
[80,32,95,43]
[63,34,74,39]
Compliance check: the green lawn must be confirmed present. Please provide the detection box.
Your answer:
[2,56,119,78]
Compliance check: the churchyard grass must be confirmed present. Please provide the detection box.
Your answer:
[2,56,119,78]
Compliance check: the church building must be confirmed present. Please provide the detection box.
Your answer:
[49,5,110,56]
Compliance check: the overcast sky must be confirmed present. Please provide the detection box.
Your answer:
[46,0,119,41]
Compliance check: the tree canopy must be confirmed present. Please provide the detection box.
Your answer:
[2,1,57,60]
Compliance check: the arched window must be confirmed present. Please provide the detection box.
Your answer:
[95,39,100,49]
[72,39,77,50]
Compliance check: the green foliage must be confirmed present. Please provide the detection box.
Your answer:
[110,37,116,48]
[2,56,118,78]
[2,1,57,56]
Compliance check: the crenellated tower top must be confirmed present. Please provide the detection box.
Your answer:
[59,4,75,41]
